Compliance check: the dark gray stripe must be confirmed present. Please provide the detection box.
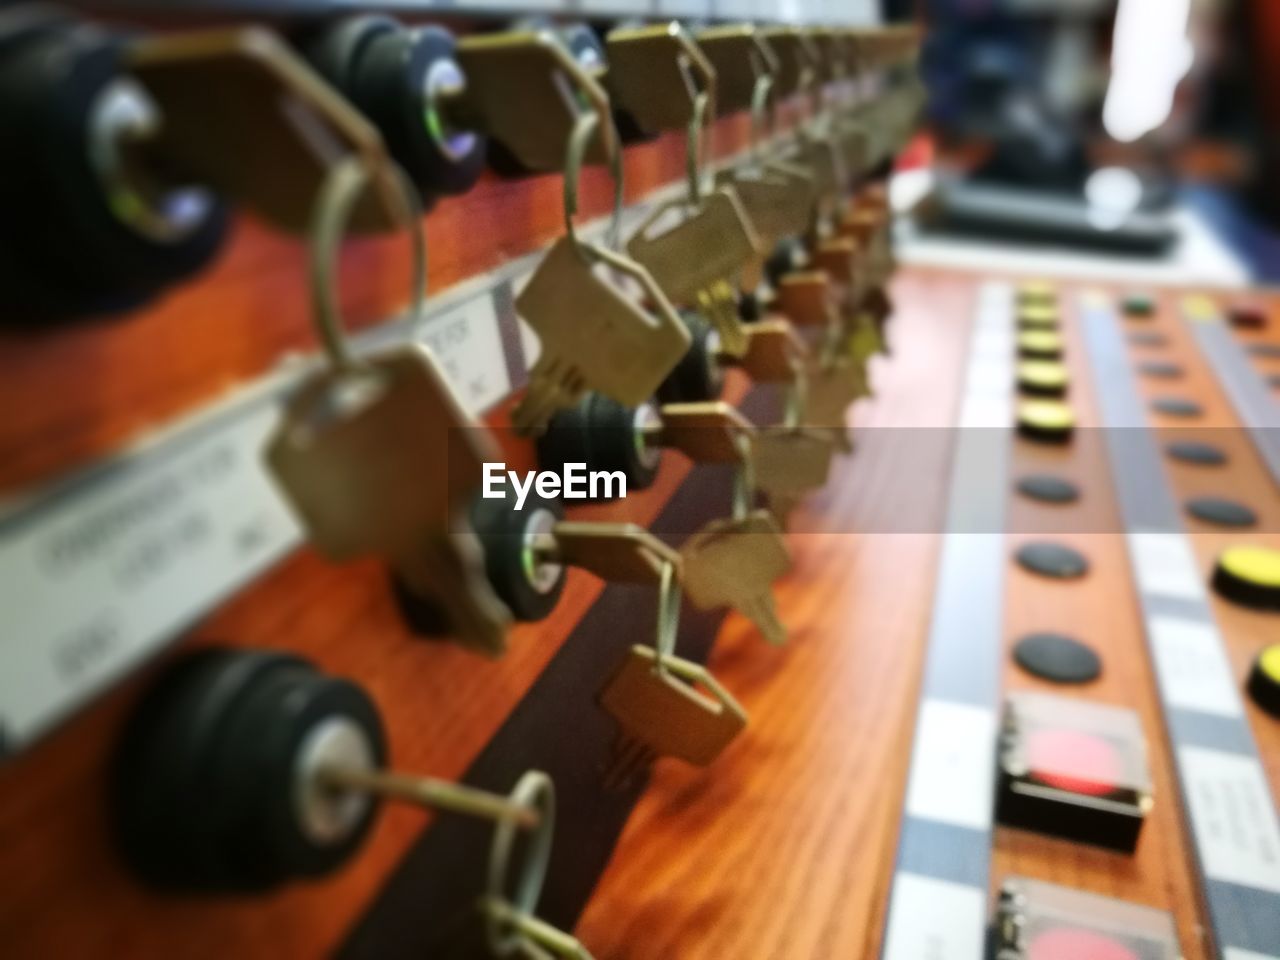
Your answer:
[895,817,991,888]
[1167,707,1259,756]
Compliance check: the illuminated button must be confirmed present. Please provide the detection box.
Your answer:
[1247,644,1280,717]
[1121,293,1155,317]
[1018,280,1056,306]
[1211,545,1280,611]
[1018,330,1064,360]
[1017,400,1075,444]
[1018,303,1059,330]
[1017,361,1069,398]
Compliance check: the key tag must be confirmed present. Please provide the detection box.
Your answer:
[514,110,690,433]
[717,68,817,252]
[598,560,749,788]
[264,155,511,656]
[626,83,762,358]
[752,367,837,516]
[481,772,595,959]
[680,430,793,645]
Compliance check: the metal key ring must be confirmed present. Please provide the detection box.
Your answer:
[653,557,683,673]
[563,109,624,259]
[730,431,757,521]
[685,89,712,208]
[309,155,426,372]
[484,770,556,957]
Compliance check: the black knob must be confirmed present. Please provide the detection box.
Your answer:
[112,649,385,892]
[302,16,487,205]
[0,7,228,323]
[656,310,725,404]
[536,392,662,498]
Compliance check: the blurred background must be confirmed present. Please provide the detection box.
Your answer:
[896,0,1280,281]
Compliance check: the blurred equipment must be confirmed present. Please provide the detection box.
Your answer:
[922,0,1181,253]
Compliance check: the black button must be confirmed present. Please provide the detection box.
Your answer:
[1246,645,1280,718]
[1186,497,1258,528]
[1016,475,1081,504]
[1151,397,1203,418]
[1166,441,1227,466]
[1122,293,1155,317]
[1015,542,1089,580]
[1013,632,1102,684]
[1129,331,1168,348]
[1228,306,1267,330]
[1138,361,1183,380]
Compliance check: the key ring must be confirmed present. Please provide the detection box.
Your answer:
[730,431,757,522]
[483,770,557,956]
[652,556,683,675]
[685,89,713,209]
[749,72,776,167]
[309,155,426,373]
[563,109,624,259]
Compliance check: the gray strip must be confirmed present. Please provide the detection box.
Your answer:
[881,282,1013,959]
[1190,318,1280,486]
[895,817,991,889]
[1081,293,1280,959]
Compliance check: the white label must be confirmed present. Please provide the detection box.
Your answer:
[1180,746,1280,894]
[905,699,997,830]
[882,873,986,960]
[1130,532,1206,601]
[0,403,300,748]
[1225,949,1280,960]
[1150,616,1243,718]
[418,294,510,415]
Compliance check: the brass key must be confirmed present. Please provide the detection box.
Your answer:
[264,156,511,656]
[648,401,757,464]
[681,506,793,646]
[514,112,690,433]
[595,555,747,790]
[627,188,761,358]
[621,31,761,360]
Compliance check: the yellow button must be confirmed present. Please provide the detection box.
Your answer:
[1018,330,1065,359]
[1018,304,1059,329]
[1017,361,1070,397]
[1260,644,1280,682]
[1018,280,1056,302]
[1212,545,1280,610]
[1017,399,1075,443]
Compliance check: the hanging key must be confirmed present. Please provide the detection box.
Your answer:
[626,188,761,358]
[113,648,548,891]
[264,156,511,656]
[603,22,716,137]
[598,560,748,790]
[513,110,690,433]
[679,425,794,645]
[620,27,762,359]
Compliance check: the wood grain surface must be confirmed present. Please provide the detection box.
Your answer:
[3,115,1278,958]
